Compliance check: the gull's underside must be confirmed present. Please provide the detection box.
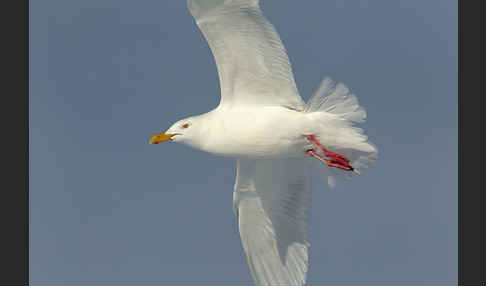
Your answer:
[149,1,378,286]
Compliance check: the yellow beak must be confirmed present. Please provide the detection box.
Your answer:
[149,132,176,144]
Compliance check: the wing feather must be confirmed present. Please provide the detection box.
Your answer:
[187,0,304,109]
[233,158,311,286]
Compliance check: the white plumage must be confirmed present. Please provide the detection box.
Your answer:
[149,1,378,285]
[234,158,310,286]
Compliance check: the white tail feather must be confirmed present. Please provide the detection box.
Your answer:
[305,77,366,123]
[305,77,378,187]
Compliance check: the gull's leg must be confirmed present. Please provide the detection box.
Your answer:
[306,149,354,172]
[305,134,356,172]
[305,135,350,165]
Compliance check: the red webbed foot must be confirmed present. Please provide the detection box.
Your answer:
[305,134,355,172]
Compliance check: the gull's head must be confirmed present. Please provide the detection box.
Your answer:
[149,116,203,146]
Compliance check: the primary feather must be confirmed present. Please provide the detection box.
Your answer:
[187,0,304,108]
[234,158,310,286]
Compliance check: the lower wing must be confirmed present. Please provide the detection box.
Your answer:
[233,158,311,286]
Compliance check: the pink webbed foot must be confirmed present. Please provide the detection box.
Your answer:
[305,135,355,172]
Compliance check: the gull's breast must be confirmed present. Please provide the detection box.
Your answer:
[201,106,313,158]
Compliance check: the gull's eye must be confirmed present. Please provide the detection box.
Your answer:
[182,123,190,129]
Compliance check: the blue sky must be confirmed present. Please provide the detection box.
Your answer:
[30,1,457,285]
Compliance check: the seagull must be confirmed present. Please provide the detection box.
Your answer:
[149,1,377,285]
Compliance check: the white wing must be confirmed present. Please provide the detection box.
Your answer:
[233,158,311,286]
[187,0,305,109]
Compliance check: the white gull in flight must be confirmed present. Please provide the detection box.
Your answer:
[149,0,378,285]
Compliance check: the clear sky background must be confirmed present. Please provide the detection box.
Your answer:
[30,0,457,285]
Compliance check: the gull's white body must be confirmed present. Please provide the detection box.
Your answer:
[180,106,313,158]
[156,1,378,286]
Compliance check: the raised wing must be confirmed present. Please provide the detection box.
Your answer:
[233,158,311,286]
[187,0,305,109]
